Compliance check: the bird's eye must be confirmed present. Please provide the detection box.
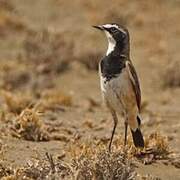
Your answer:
[111,27,117,32]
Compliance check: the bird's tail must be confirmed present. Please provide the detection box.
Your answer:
[131,116,144,148]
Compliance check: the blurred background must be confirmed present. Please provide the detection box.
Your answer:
[0,0,180,179]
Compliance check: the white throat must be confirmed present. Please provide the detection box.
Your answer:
[105,31,116,56]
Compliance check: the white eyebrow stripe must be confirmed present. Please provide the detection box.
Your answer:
[102,24,127,34]
[103,24,119,29]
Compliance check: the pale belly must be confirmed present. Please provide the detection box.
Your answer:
[100,69,137,116]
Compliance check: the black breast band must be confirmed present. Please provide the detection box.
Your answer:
[100,54,126,82]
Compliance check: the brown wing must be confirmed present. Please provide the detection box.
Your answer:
[126,60,141,111]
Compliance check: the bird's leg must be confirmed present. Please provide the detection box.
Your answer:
[108,110,118,152]
[124,119,128,146]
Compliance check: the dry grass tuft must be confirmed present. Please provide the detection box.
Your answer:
[163,59,180,87]
[0,151,136,180]
[68,132,170,166]
[135,132,169,165]
[0,0,14,12]
[39,90,72,111]
[0,164,13,179]
[76,51,102,70]
[145,132,169,156]
[23,29,74,75]
[0,153,73,180]
[0,11,26,36]
[12,108,50,141]
[0,132,170,179]
[66,140,136,179]
[2,91,32,114]
[0,60,32,91]
[72,150,136,180]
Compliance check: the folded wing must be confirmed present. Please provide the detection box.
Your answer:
[126,60,141,111]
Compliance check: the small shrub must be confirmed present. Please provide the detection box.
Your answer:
[39,90,72,111]
[3,91,32,114]
[23,30,74,74]
[13,108,50,141]
[163,59,180,87]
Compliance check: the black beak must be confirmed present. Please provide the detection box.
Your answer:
[92,25,104,31]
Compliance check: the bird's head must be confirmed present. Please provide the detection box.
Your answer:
[93,23,129,56]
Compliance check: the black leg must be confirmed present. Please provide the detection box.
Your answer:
[108,110,118,152]
[124,121,128,146]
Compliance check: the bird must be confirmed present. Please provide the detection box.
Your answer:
[93,23,144,152]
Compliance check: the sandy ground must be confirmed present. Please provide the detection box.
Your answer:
[0,0,180,179]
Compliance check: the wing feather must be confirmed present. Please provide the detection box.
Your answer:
[126,61,141,111]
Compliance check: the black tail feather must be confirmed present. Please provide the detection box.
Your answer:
[131,128,144,148]
[131,116,144,148]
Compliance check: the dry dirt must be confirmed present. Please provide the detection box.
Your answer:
[0,0,180,179]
